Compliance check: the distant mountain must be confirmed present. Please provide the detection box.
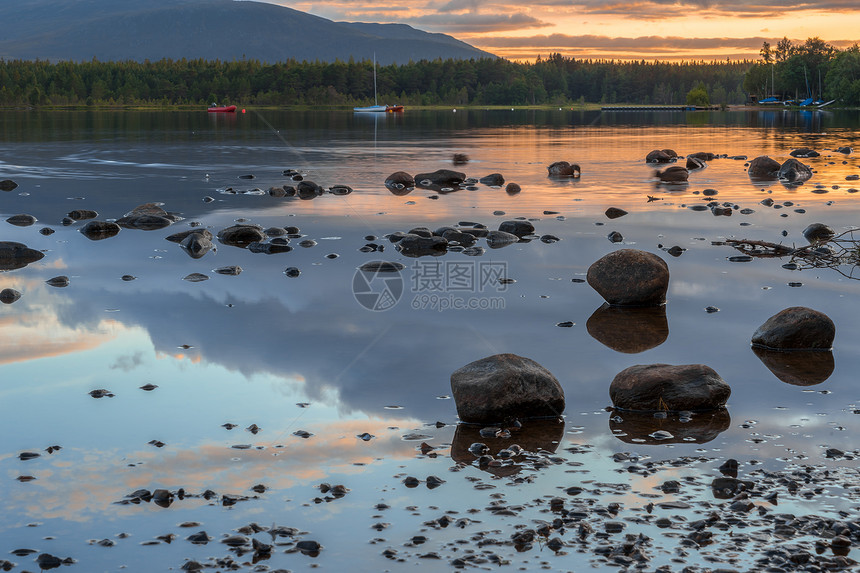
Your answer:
[0,0,495,65]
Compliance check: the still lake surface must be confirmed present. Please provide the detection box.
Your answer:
[0,109,858,572]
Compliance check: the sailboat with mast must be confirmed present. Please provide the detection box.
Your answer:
[353,54,404,113]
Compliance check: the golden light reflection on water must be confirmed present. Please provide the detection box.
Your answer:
[6,417,430,523]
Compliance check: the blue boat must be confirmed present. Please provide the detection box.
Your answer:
[799,97,814,107]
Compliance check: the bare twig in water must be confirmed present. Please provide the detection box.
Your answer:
[717,228,860,280]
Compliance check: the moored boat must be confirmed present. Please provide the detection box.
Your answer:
[353,105,388,113]
[208,104,237,113]
[353,54,404,114]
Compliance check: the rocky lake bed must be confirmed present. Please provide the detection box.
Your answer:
[0,109,858,571]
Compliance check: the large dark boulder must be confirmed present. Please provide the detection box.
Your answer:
[586,304,668,353]
[547,161,581,177]
[450,354,565,424]
[217,224,266,248]
[605,207,628,220]
[778,158,813,182]
[751,307,835,351]
[752,346,834,386]
[415,169,466,189]
[609,364,731,412]
[0,179,18,191]
[747,156,781,179]
[0,242,44,271]
[587,249,669,306]
[80,220,121,241]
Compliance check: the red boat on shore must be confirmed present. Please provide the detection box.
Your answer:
[208,104,237,113]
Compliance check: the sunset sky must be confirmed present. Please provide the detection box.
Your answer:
[264,0,860,61]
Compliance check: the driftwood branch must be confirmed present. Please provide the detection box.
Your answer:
[717,228,860,279]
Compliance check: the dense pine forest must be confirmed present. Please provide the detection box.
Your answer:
[0,56,752,108]
[2,39,857,109]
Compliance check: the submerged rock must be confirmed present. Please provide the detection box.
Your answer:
[6,214,37,226]
[297,180,325,199]
[505,182,521,194]
[117,203,178,230]
[358,261,405,273]
[645,149,677,163]
[778,158,813,182]
[0,241,45,271]
[217,224,266,248]
[802,222,835,244]
[415,169,466,189]
[609,364,731,411]
[655,166,689,182]
[498,220,534,237]
[397,234,448,257]
[45,276,70,288]
[67,209,98,221]
[485,230,519,249]
[547,161,581,177]
[385,171,415,195]
[80,221,120,240]
[790,147,819,158]
[688,151,716,161]
[166,229,213,243]
[450,353,565,424]
[686,157,706,170]
[0,288,22,304]
[479,173,505,186]
[180,232,214,259]
[587,249,669,306]
[751,307,835,350]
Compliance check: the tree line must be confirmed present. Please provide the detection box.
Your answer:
[744,37,860,105]
[0,56,754,108]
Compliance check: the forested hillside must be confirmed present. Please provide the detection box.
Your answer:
[0,56,751,107]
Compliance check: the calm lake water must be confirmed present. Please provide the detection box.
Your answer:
[1,109,858,572]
